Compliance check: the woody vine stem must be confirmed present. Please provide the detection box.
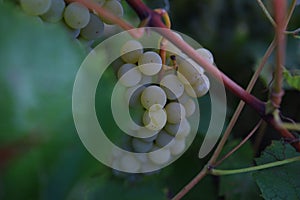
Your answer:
[67,0,300,199]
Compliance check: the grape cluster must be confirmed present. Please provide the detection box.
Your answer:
[111,39,213,173]
[19,0,123,50]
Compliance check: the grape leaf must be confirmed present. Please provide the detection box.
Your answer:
[218,140,261,200]
[283,69,300,91]
[253,141,300,200]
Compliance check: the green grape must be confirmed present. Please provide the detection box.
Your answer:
[80,13,105,40]
[165,118,191,138]
[136,127,159,139]
[196,48,214,64]
[140,85,167,110]
[170,138,186,156]
[165,102,186,124]
[160,74,184,100]
[185,74,210,98]
[143,104,167,131]
[64,2,90,29]
[101,0,124,24]
[40,0,65,22]
[20,0,51,15]
[138,51,162,76]
[117,63,142,87]
[177,58,204,85]
[121,40,144,63]
[183,98,196,117]
[155,130,174,147]
[148,146,171,165]
[132,138,153,153]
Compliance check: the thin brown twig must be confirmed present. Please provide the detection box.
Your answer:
[214,120,263,167]
[256,0,276,27]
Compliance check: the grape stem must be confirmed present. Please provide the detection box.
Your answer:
[210,156,300,176]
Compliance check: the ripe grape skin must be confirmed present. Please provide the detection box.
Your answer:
[160,74,184,100]
[121,40,143,63]
[165,102,186,124]
[140,85,167,110]
[148,147,171,165]
[165,118,191,139]
[143,104,167,131]
[20,0,51,16]
[40,0,65,23]
[183,98,196,117]
[132,138,153,153]
[64,2,90,29]
[117,63,142,87]
[101,0,124,24]
[138,51,162,76]
[80,13,105,40]
[155,130,174,147]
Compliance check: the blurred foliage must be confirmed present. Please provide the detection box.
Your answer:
[1,0,300,200]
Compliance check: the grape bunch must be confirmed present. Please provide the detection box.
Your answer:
[110,38,213,173]
[18,0,123,50]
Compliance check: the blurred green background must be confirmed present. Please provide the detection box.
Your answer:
[1,0,300,199]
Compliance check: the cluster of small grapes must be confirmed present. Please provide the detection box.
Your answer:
[110,39,214,173]
[19,0,123,49]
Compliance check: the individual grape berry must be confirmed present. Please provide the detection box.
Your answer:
[140,85,167,110]
[155,130,174,147]
[165,102,186,124]
[117,63,142,87]
[136,127,159,139]
[170,138,186,156]
[177,58,204,85]
[143,104,167,131]
[185,74,210,98]
[20,0,51,16]
[80,13,105,40]
[165,118,191,138]
[64,2,90,29]
[131,138,153,153]
[101,0,124,24]
[183,98,196,117]
[160,74,184,100]
[40,0,65,23]
[121,40,143,63]
[196,48,214,64]
[138,51,162,76]
[148,147,171,165]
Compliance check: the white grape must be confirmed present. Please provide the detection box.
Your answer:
[178,92,190,104]
[143,104,167,131]
[132,138,153,153]
[64,2,90,29]
[160,74,184,100]
[165,102,186,124]
[138,51,162,76]
[20,0,51,15]
[140,85,167,109]
[148,147,171,165]
[169,138,186,156]
[80,13,104,40]
[196,48,214,64]
[183,98,196,117]
[155,130,174,147]
[185,74,210,98]
[40,0,65,22]
[117,63,142,87]
[101,0,124,24]
[165,118,191,138]
[119,153,141,172]
[177,58,204,85]
[139,75,153,85]
[121,40,143,63]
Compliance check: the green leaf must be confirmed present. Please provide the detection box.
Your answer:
[218,140,260,200]
[283,69,300,91]
[0,2,84,143]
[253,141,300,200]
